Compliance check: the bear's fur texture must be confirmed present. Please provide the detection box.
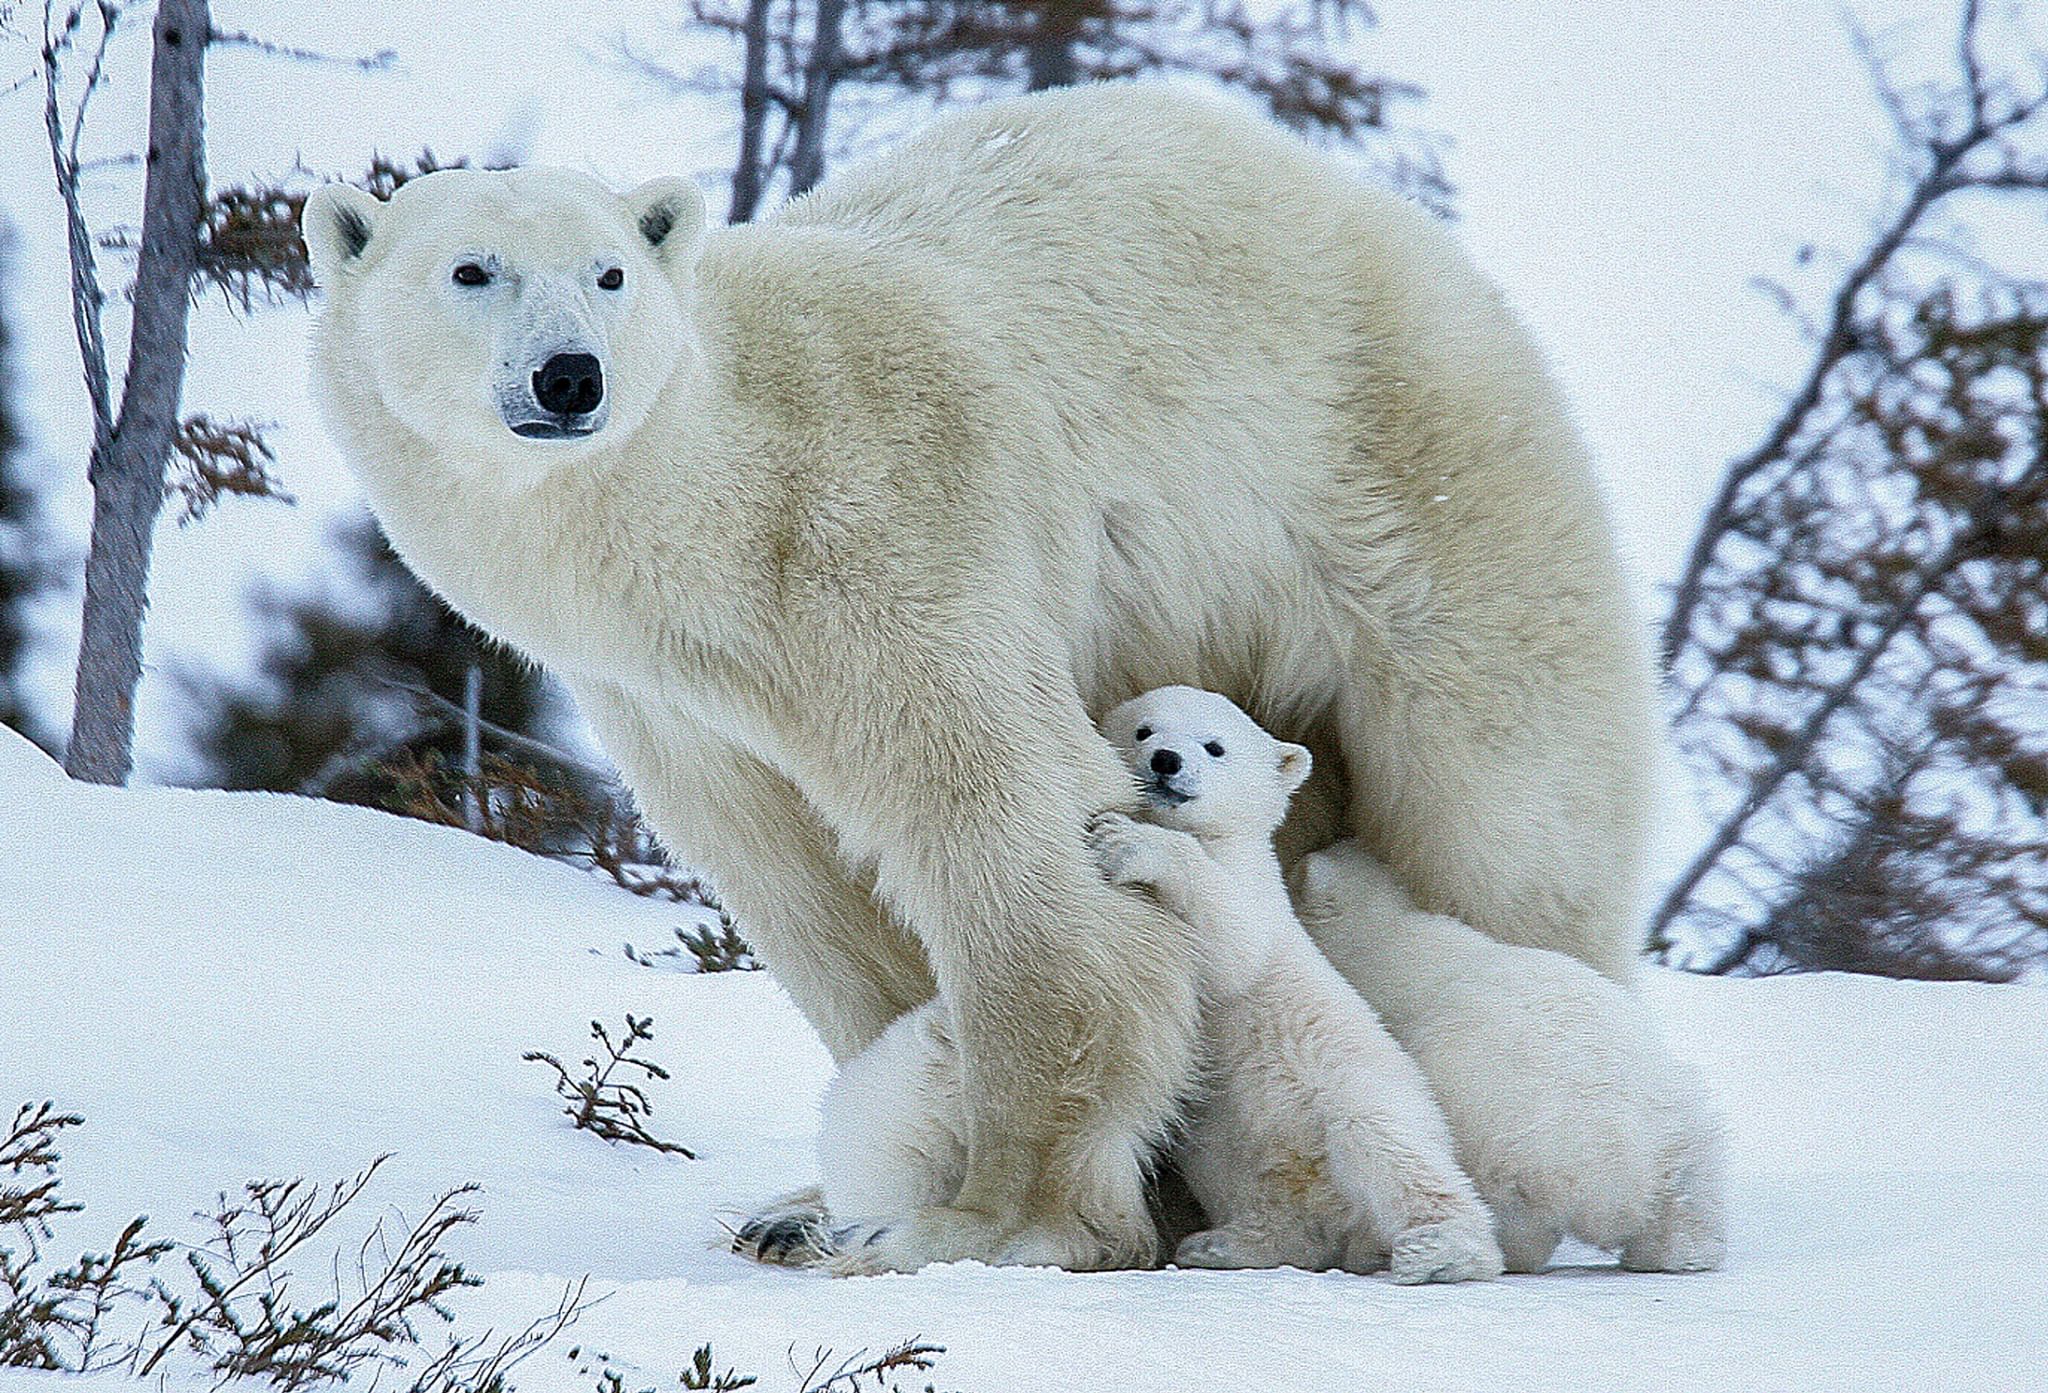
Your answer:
[301,82,1655,1272]
[819,688,1502,1281]
[1295,841,1729,1273]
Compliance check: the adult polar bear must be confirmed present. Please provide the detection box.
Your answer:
[303,83,1655,1273]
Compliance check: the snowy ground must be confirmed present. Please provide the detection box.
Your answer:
[3,727,2045,1392]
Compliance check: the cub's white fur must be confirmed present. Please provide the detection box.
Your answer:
[1092,688,1501,1279]
[1295,841,1729,1273]
[822,687,1502,1282]
[302,83,1655,1272]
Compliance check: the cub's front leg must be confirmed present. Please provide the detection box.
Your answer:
[1086,811,1210,911]
[1088,812,1264,999]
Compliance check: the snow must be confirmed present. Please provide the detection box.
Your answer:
[3,731,2044,1391]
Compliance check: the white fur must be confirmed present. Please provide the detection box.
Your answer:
[821,688,1502,1281]
[303,83,1655,1272]
[1294,841,1729,1273]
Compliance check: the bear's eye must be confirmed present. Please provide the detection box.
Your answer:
[598,267,625,290]
[451,262,491,288]
[1133,726,1152,742]
[1203,741,1225,758]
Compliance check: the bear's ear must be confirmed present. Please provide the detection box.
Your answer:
[625,176,707,270]
[1288,852,1334,915]
[1276,742,1313,794]
[302,183,384,286]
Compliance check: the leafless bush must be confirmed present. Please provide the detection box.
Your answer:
[595,1343,758,1392]
[593,1338,953,1393]
[380,748,748,917]
[400,1275,597,1393]
[4,1103,593,1387]
[624,921,761,975]
[166,413,295,525]
[525,1017,698,1160]
[2,1102,172,1372]
[137,1156,481,1386]
[791,1339,949,1393]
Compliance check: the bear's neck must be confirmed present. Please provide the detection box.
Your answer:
[334,314,772,704]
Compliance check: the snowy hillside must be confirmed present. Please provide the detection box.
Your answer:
[2,726,2045,1392]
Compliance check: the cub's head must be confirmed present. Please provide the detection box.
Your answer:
[1291,839,1410,928]
[1100,686,1310,840]
[302,167,706,481]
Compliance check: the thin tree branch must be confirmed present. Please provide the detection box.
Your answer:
[1659,0,2048,670]
[1648,457,2041,947]
[367,674,618,787]
[42,0,115,452]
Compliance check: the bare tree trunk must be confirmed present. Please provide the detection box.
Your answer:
[459,661,483,832]
[1025,2,1079,91]
[788,0,846,197]
[63,0,208,785]
[727,0,774,222]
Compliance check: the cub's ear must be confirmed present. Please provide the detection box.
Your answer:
[1276,742,1313,794]
[625,176,707,270]
[302,183,385,286]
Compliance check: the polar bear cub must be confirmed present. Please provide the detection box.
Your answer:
[1293,840,1728,1273]
[1087,686,1501,1281]
[818,686,1501,1281]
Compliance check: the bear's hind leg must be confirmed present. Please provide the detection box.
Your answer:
[1491,1194,1562,1274]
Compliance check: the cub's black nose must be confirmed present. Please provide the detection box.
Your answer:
[534,352,603,415]
[1151,748,1182,776]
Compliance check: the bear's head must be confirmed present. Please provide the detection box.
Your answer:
[1101,686,1310,841]
[1290,838,1409,929]
[302,167,706,482]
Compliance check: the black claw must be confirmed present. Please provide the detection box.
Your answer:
[738,1212,833,1265]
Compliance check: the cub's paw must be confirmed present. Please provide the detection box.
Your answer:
[1174,1226,1283,1271]
[1387,1217,1505,1285]
[1086,812,1190,887]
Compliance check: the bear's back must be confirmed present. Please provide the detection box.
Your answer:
[749,83,1473,376]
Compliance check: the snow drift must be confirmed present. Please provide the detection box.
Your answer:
[2,725,2043,1391]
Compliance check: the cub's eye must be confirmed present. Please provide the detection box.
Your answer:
[452,262,491,287]
[598,267,625,290]
[1133,726,1152,742]
[1203,741,1225,758]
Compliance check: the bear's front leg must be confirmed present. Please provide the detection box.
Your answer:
[570,681,939,1061]
[785,644,1202,1273]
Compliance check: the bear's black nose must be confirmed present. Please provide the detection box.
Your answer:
[1150,748,1182,776]
[534,352,604,416]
